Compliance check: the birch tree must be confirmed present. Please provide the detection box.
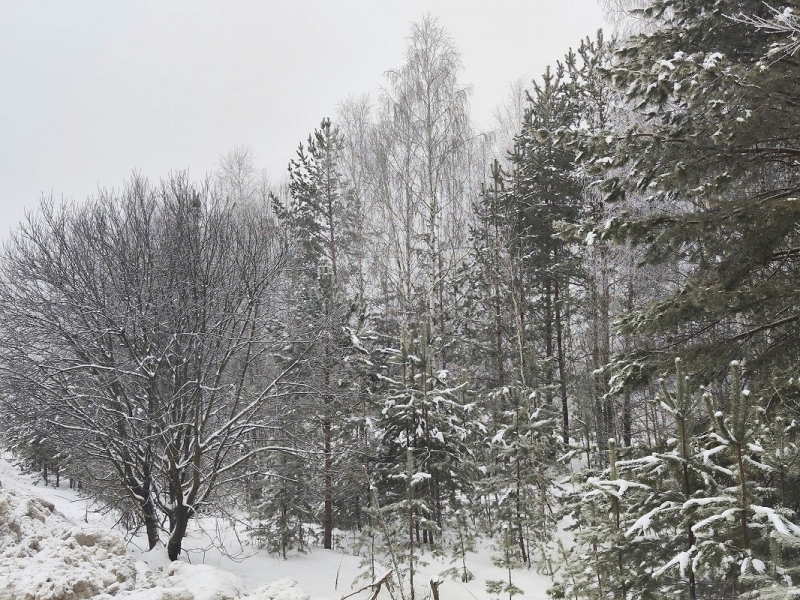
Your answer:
[376,15,476,359]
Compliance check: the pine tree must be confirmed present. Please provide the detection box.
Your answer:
[555,439,643,600]
[685,361,800,597]
[373,324,478,544]
[581,0,800,401]
[462,159,517,392]
[485,386,563,571]
[504,62,586,444]
[274,117,367,550]
[249,450,313,559]
[486,523,526,600]
[561,359,800,599]
[440,503,477,583]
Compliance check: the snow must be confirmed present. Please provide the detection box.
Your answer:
[701,444,727,465]
[148,562,248,600]
[657,58,676,71]
[752,505,800,537]
[691,508,738,534]
[625,502,671,538]
[410,471,432,486]
[491,428,507,445]
[682,496,731,509]
[0,487,138,599]
[0,481,287,600]
[653,549,692,579]
[586,476,649,499]
[0,456,555,599]
[248,579,310,600]
[348,333,368,356]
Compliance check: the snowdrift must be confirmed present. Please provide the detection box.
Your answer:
[0,485,309,600]
[0,486,136,599]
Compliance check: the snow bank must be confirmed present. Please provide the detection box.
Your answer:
[0,484,311,600]
[0,487,137,599]
[135,561,247,600]
[112,571,308,600]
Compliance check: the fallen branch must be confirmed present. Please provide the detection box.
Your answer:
[341,571,393,600]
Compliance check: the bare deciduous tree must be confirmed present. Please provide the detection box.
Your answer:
[376,15,476,356]
[0,173,313,560]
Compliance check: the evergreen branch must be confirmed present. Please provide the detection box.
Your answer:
[731,314,800,340]
[768,247,800,261]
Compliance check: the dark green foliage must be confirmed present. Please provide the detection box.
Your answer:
[483,387,564,571]
[249,451,313,559]
[581,0,800,401]
[372,327,479,537]
[557,358,800,599]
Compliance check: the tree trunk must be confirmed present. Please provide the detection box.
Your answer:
[515,456,528,565]
[622,391,632,447]
[544,282,554,405]
[142,498,160,551]
[128,468,159,550]
[736,443,750,550]
[430,579,442,600]
[168,504,193,561]
[554,280,569,444]
[683,463,697,600]
[407,447,415,600]
[323,407,333,550]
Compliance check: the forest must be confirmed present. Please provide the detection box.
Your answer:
[1,1,799,599]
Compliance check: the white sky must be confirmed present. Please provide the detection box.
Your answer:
[0,1,606,237]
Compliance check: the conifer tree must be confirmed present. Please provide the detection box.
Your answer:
[372,324,478,553]
[555,439,643,600]
[462,160,517,391]
[581,0,800,399]
[486,387,563,571]
[609,359,710,599]
[504,62,585,443]
[249,450,313,559]
[486,523,526,600]
[563,359,800,599]
[683,361,800,597]
[274,117,366,550]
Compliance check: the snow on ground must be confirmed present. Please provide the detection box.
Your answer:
[0,487,136,599]
[0,456,554,599]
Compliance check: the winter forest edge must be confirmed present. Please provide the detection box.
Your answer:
[2,2,800,599]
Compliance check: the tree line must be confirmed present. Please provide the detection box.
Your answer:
[1,3,800,599]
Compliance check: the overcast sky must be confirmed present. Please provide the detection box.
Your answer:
[0,1,606,237]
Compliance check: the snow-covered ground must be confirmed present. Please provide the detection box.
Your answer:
[0,456,553,599]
